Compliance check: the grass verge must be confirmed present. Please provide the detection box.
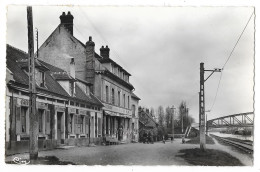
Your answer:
[177,148,243,166]
[186,135,215,144]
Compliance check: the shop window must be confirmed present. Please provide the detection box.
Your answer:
[98,117,101,137]
[69,114,73,133]
[95,113,97,137]
[78,115,84,133]
[38,109,44,133]
[21,107,27,133]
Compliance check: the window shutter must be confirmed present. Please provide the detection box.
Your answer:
[16,106,21,134]
[45,110,51,134]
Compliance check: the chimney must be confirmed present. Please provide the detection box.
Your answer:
[100,45,110,58]
[70,58,75,78]
[60,11,74,35]
[85,36,95,94]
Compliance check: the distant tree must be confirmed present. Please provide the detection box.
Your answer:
[150,107,155,118]
[165,106,173,133]
[177,101,194,132]
[157,106,166,139]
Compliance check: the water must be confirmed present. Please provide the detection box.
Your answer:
[209,132,253,142]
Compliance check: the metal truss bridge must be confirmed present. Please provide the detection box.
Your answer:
[206,112,254,128]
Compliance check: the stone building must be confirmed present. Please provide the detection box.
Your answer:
[5,45,103,155]
[37,11,139,143]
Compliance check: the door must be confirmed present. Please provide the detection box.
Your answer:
[57,112,62,144]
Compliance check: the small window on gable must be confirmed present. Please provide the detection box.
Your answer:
[86,85,90,96]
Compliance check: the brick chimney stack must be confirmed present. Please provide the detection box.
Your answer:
[60,11,74,35]
[69,58,75,78]
[85,36,95,94]
[100,45,110,58]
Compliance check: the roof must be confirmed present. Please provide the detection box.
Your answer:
[96,69,134,90]
[139,109,158,127]
[67,25,131,76]
[6,44,103,107]
[131,92,141,100]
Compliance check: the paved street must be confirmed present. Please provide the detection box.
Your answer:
[5,138,253,165]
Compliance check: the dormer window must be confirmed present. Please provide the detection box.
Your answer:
[35,69,45,87]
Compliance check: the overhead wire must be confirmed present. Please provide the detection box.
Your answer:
[208,10,254,112]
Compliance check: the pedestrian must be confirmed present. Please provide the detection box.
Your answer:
[162,135,165,144]
[171,137,173,143]
[182,137,185,144]
[148,131,151,144]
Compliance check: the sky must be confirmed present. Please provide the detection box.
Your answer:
[6,5,254,123]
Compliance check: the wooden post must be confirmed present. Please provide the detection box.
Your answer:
[27,6,38,161]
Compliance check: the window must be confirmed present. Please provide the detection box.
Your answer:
[78,115,84,133]
[95,113,98,137]
[106,86,109,102]
[69,114,73,133]
[86,86,90,95]
[123,94,126,108]
[35,69,45,87]
[118,91,120,106]
[69,82,74,96]
[111,88,115,105]
[132,105,136,117]
[111,65,114,73]
[21,107,27,133]
[38,109,44,133]
[128,96,130,109]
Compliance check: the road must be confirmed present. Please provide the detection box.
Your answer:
[5,138,253,165]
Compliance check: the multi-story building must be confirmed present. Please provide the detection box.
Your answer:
[5,45,103,155]
[37,11,139,143]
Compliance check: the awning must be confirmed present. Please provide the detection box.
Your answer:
[104,111,132,118]
[104,110,118,117]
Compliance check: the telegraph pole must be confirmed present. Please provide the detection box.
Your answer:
[27,6,38,161]
[199,62,221,151]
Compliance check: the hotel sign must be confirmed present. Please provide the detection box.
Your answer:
[56,105,66,112]
[103,103,132,116]
[37,102,48,109]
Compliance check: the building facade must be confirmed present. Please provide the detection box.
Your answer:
[37,12,139,143]
[5,45,103,155]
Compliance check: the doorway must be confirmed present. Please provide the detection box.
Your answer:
[57,112,63,144]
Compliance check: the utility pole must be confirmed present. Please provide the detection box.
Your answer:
[27,6,38,161]
[170,106,175,141]
[199,62,221,151]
